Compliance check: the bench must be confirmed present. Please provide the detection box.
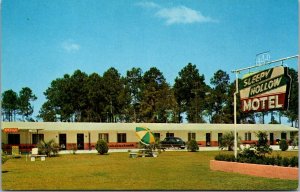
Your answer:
[29,148,47,161]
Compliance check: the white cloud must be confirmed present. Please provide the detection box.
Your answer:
[156,6,215,25]
[136,1,160,9]
[61,40,80,52]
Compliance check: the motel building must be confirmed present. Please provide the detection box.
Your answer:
[1,122,298,153]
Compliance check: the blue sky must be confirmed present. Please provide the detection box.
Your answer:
[2,0,298,121]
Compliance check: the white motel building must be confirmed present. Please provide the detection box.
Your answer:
[1,122,298,153]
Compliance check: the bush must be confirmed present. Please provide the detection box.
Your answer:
[1,150,8,164]
[215,154,235,162]
[274,155,282,166]
[187,139,199,152]
[282,157,290,167]
[95,139,109,155]
[37,139,60,157]
[289,156,298,167]
[254,131,272,156]
[279,139,289,151]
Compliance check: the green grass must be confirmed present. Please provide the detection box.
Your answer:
[1,151,298,190]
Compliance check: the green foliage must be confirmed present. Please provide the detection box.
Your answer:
[215,154,236,162]
[95,139,109,155]
[219,132,241,151]
[216,153,298,167]
[279,139,289,151]
[1,150,8,164]
[174,63,207,123]
[282,157,290,167]
[37,139,60,157]
[1,89,18,122]
[291,133,298,149]
[18,87,37,121]
[187,139,199,152]
[254,131,272,156]
[289,156,298,167]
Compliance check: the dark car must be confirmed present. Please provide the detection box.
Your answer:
[160,137,186,149]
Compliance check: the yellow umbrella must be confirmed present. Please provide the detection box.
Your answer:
[135,127,155,145]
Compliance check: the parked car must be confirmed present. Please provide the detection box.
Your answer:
[160,137,186,149]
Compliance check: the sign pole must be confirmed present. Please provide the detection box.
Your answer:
[234,72,239,158]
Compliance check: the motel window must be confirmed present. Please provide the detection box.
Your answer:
[154,133,160,141]
[117,133,126,143]
[188,133,196,141]
[99,133,109,143]
[244,132,251,141]
[8,134,20,145]
[32,134,44,144]
[166,133,174,138]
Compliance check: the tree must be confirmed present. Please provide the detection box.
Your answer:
[85,73,105,122]
[254,131,272,157]
[102,67,129,122]
[125,67,143,122]
[174,63,207,123]
[283,68,298,127]
[18,87,37,121]
[209,70,230,123]
[1,90,18,121]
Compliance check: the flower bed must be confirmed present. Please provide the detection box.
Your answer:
[210,160,298,180]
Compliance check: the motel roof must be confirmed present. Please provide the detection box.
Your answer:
[1,122,298,132]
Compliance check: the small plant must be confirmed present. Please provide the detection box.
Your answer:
[187,139,199,152]
[279,139,289,151]
[1,150,8,164]
[37,139,60,157]
[219,132,241,151]
[291,134,298,149]
[95,139,109,155]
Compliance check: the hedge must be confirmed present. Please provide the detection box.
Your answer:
[214,154,298,167]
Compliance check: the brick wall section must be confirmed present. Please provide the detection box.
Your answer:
[210,160,298,180]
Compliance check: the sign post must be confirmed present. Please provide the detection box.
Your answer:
[231,55,298,159]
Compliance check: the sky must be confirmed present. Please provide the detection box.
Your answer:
[2,0,299,122]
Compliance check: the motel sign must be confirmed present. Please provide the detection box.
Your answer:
[239,66,291,113]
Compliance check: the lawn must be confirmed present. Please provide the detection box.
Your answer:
[1,151,298,190]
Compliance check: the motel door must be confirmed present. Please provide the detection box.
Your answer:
[270,133,274,145]
[77,134,84,150]
[59,134,67,150]
[206,133,211,146]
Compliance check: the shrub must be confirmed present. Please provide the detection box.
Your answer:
[187,139,199,152]
[95,139,108,155]
[291,134,298,149]
[274,155,282,166]
[254,131,272,156]
[1,150,8,164]
[215,154,235,162]
[282,157,290,167]
[219,132,241,151]
[279,139,289,151]
[289,156,298,167]
[37,139,60,157]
